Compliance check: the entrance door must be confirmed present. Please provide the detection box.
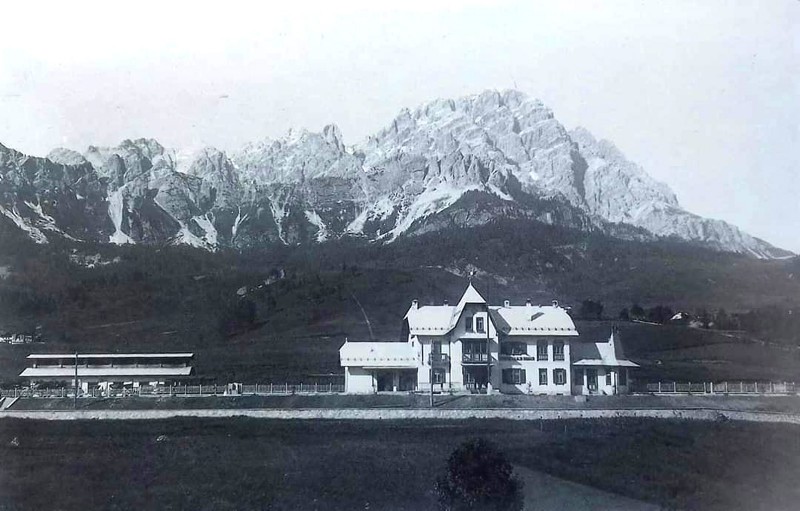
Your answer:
[375,372,393,392]
[587,368,598,393]
[399,370,417,391]
[463,366,488,394]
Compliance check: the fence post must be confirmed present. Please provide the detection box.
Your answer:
[658,382,661,393]
[329,382,332,393]
[270,383,273,394]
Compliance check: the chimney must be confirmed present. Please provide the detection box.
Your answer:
[504,300,510,308]
[525,298,532,307]
[552,300,559,308]
[443,299,449,306]
[411,299,419,310]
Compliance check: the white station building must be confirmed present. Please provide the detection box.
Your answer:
[340,284,637,395]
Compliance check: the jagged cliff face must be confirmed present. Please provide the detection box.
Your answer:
[0,90,790,258]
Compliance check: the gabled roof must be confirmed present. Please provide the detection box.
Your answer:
[572,331,639,367]
[456,283,486,308]
[404,284,579,337]
[405,284,488,336]
[490,305,578,336]
[339,341,417,368]
[404,305,456,334]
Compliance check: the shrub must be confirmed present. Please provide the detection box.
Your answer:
[434,438,524,511]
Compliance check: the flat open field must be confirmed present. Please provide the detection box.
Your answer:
[8,393,800,413]
[1,418,799,510]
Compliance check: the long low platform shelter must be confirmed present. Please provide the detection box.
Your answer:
[20,353,194,393]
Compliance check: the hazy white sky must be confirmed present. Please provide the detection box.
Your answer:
[0,0,797,251]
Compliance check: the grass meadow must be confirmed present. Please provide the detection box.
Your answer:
[1,417,799,510]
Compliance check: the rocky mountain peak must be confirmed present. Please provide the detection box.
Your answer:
[46,148,88,167]
[0,90,789,258]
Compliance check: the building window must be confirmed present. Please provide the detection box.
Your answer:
[553,369,566,385]
[500,342,527,356]
[605,371,612,386]
[462,341,488,363]
[537,340,548,361]
[432,369,445,384]
[587,369,598,390]
[553,341,564,361]
[475,317,485,333]
[465,316,473,332]
[502,368,526,385]
[619,370,628,386]
[538,368,547,385]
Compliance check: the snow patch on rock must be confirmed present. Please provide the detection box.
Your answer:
[192,213,218,247]
[0,204,48,244]
[304,210,329,242]
[107,188,134,244]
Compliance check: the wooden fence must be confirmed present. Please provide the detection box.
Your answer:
[0,383,346,399]
[631,381,797,395]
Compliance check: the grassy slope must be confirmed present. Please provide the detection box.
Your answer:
[1,418,799,510]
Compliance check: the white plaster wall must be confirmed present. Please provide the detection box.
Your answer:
[572,367,629,396]
[498,337,572,395]
[345,367,374,394]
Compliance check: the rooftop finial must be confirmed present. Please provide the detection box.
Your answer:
[468,270,476,282]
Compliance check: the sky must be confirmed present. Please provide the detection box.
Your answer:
[0,0,798,252]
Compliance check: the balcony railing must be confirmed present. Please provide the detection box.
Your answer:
[553,353,565,361]
[428,353,450,366]
[462,353,489,364]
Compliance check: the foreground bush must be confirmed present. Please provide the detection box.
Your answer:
[435,438,524,511]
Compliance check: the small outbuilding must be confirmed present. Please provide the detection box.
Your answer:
[339,341,418,393]
[571,331,638,395]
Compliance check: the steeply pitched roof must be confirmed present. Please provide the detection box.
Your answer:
[572,331,639,367]
[456,283,486,308]
[404,305,456,334]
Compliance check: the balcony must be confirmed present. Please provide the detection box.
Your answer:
[428,353,450,366]
[462,353,489,364]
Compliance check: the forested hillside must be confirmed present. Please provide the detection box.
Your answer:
[1,218,798,383]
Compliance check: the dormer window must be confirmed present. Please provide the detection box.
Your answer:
[475,317,485,333]
[465,317,473,332]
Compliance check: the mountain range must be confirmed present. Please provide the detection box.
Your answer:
[0,90,790,258]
